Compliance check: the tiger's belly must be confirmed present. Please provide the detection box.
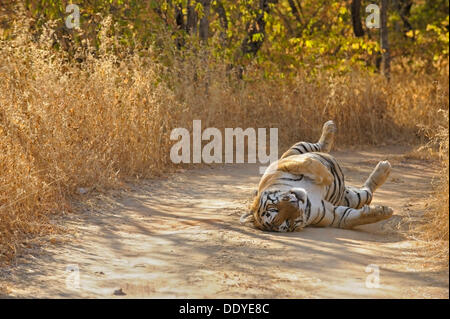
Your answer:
[264,172,329,203]
[264,170,343,203]
[262,152,346,206]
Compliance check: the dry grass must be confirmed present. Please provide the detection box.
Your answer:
[416,110,449,262]
[0,18,448,263]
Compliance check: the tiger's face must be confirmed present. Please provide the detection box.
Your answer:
[251,188,308,232]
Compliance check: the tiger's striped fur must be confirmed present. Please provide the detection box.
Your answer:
[242,120,393,232]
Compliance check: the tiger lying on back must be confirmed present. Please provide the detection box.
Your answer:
[241,120,393,232]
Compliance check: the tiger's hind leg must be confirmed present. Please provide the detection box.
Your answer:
[311,200,393,229]
[332,204,393,229]
[364,160,392,193]
[281,120,337,159]
[341,160,392,209]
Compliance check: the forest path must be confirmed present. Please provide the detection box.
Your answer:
[1,146,448,298]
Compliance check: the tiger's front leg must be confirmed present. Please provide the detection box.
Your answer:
[309,200,393,229]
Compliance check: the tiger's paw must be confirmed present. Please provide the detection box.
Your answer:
[322,120,337,134]
[368,205,393,217]
[318,120,336,153]
[361,205,393,224]
[365,160,392,192]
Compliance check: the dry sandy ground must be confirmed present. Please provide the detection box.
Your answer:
[0,146,448,298]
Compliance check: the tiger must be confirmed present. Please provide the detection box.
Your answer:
[240,120,393,232]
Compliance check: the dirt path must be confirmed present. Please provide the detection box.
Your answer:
[1,146,448,298]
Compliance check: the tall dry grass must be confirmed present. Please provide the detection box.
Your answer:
[0,18,448,262]
[417,109,449,262]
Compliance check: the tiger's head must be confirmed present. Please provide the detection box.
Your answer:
[246,188,308,232]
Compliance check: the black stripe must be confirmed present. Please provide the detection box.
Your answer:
[314,153,344,205]
[324,154,345,204]
[338,207,352,228]
[345,196,350,206]
[298,144,307,154]
[356,192,361,208]
[310,153,337,202]
[331,172,340,203]
[311,204,321,225]
[364,190,372,204]
[313,200,327,226]
[305,198,312,223]
[331,206,337,226]
[278,176,304,182]
[257,195,266,215]
[304,143,313,152]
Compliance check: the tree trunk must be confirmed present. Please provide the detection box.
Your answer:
[186,0,198,34]
[288,0,302,24]
[174,2,185,49]
[380,0,391,80]
[214,0,228,43]
[351,0,364,37]
[199,0,211,42]
[395,0,413,34]
[174,3,184,30]
[240,0,277,57]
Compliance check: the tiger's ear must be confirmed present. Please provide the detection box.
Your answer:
[240,212,254,224]
[290,188,307,204]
